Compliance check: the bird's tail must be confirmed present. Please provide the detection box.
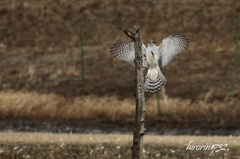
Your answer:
[144,67,167,92]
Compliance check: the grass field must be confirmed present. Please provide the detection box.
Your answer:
[0,0,239,123]
[0,91,239,130]
[0,1,240,158]
[0,133,240,159]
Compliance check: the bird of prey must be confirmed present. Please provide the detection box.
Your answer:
[110,34,189,92]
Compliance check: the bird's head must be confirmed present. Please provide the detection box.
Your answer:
[148,40,156,47]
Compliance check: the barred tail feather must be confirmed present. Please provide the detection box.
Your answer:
[144,68,167,92]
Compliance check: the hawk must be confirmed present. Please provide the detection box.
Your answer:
[110,34,189,92]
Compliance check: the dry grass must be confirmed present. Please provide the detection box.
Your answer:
[1,132,240,147]
[0,0,239,124]
[0,91,239,129]
[0,132,239,158]
[1,1,240,158]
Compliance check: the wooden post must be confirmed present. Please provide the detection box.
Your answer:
[230,9,240,98]
[79,18,86,96]
[124,26,146,159]
[156,90,161,117]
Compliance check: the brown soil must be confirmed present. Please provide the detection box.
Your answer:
[0,0,239,123]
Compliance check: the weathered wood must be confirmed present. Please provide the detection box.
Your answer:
[124,26,146,159]
[123,28,135,41]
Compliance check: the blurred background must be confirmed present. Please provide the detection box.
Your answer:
[0,0,239,135]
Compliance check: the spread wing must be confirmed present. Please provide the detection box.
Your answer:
[110,42,148,67]
[158,34,189,67]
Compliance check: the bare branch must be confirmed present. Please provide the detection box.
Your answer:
[123,28,136,41]
[123,26,145,159]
